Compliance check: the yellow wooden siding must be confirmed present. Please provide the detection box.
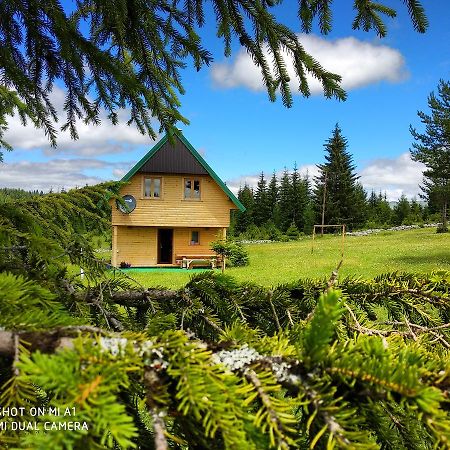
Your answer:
[173,228,223,258]
[114,226,223,267]
[116,226,157,266]
[111,174,237,227]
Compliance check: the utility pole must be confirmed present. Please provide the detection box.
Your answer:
[321,171,327,236]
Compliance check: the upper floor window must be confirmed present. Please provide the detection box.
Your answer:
[143,177,161,198]
[184,178,201,200]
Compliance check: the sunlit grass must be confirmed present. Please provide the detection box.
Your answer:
[111,228,450,289]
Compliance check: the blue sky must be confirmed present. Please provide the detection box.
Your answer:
[1,1,449,200]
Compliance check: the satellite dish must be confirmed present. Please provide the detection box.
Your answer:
[116,195,136,214]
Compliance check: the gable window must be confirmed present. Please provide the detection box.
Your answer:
[184,178,201,200]
[143,177,161,198]
[190,231,199,245]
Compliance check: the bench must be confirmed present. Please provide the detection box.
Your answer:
[175,254,220,269]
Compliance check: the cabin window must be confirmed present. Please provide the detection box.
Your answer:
[184,178,201,200]
[143,177,161,198]
[190,231,199,245]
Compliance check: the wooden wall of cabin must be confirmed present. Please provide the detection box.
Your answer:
[112,226,225,267]
[111,174,236,228]
[172,227,223,259]
[114,226,157,267]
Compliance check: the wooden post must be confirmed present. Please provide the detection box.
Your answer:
[112,226,118,267]
[341,224,346,258]
[222,227,227,272]
[311,225,316,253]
[321,172,327,236]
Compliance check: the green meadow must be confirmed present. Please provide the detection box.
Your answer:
[118,227,450,289]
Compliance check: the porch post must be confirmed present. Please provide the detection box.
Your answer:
[112,226,118,267]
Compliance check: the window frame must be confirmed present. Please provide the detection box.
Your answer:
[183,177,202,201]
[190,230,200,246]
[142,176,162,199]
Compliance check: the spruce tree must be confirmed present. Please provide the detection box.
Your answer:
[410,79,450,232]
[278,168,293,232]
[393,194,411,225]
[290,163,310,231]
[267,171,280,226]
[302,173,315,234]
[314,124,367,230]
[253,172,271,226]
[235,184,255,235]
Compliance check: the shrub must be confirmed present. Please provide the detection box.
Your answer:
[211,240,249,267]
[286,221,300,240]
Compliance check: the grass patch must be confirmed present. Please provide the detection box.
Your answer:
[110,227,450,289]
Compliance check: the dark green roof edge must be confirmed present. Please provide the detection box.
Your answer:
[121,132,245,212]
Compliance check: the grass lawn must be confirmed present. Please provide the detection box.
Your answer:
[118,227,450,289]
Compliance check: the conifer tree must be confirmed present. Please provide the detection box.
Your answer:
[278,168,293,232]
[410,79,450,232]
[393,194,411,225]
[314,124,367,230]
[267,171,280,226]
[377,192,393,226]
[409,198,424,223]
[290,163,310,231]
[253,172,271,226]
[301,173,315,234]
[235,184,255,234]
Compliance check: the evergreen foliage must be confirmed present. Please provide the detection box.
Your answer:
[231,171,431,240]
[235,184,255,235]
[393,194,412,225]
[366,191,393,228]
[410,79,450,232]
[210,239,249,267]
[1,1,445,447]
[0,0,427,157]
[290,164,310,232]
[268,172,280,225]
[278,168,294,232]
[313,124,367,230]
[0,185,449,448]
[285,221,300,240]
[253,173,271,227]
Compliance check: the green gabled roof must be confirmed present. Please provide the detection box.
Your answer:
[121,131,245,212]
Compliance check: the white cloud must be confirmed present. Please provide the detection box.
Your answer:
[226,154,424,202]
[211,34,407,95]
[3,86,156,156]
[0,159,127,192]
[359,152,425,201]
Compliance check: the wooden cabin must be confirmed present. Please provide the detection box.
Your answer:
[111,131,244,268]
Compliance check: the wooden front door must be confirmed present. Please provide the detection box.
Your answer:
[158,229,173,264]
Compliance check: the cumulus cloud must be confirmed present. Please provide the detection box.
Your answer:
[211,34,407,95]
[3,86,156,156]
[359,152,426,201]
[0,159,129,192]
[226,154,425,202]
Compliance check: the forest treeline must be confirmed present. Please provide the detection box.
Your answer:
[231,125,440,240]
